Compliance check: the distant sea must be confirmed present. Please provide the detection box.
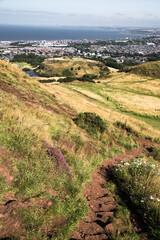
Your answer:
[0,25,137,41]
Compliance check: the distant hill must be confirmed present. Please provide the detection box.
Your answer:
[125,61,160,78]
[36,57,110,77]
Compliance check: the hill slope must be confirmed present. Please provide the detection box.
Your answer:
[125,60,160,78]
[0,60,160,239]
[36,57,110,77]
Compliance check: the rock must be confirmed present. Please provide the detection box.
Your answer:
[47,201,53,207]
[104,223,115,235]
[78,222,104,235]
[85,234,108,240]
[70,230,82,239]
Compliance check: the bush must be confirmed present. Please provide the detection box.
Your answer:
[111,158,160,239]
[58,77,75,83]
[62,69,74,77]
[11,54,45,67]
[22,67,31,72]
[73,112,107,137]
[150,146,160,162]
[39,79,56,83]
[78,74,97,83]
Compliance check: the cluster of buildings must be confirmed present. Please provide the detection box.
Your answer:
[0,35,160,64]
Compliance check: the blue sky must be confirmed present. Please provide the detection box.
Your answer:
[0,0,160,27]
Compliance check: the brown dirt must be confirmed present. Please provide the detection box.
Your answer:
[70,139,155,240]
[0,147,15,188]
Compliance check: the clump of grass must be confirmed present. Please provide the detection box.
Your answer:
[0,174,9,203]
[103,183,145,240]
[150,145,160,162]
[109,125,139,150]
[115,121,142,138]
[111,158,160,239]
[73,112,107,137]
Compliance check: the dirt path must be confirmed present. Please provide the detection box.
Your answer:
[70,140,156,240]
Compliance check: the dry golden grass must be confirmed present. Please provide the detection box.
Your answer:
[39,83,160,141]
[36,57,107,77]
[107,72,160,97]
[104,90,160,117]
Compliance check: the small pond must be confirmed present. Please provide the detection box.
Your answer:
[25,70,40,77]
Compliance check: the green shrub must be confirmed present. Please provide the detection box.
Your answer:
[78,74,97,83]
[73,112,107,137]
[150,146,160,162]
[58,77,75,83]
[62,69,74,77]
[39,79,56,83]
[111,158,160,239]
[22,67,31,72]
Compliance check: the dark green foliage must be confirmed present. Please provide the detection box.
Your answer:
[10,42,33,47]
[58,74,97,83]
[101,58,123,70]
[58,77,75,83]
[62,69,74,77]
[22,67,31,72]
[150,145,160,162]
[11,54,45,67]
[39,79,56,83]
[147,52,160,62]
[73,112,107,137]
[78,74,97,82]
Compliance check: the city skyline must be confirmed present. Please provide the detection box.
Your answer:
[0,0,160,27]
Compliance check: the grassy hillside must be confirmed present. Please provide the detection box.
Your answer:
[0,60,160,239]
[36,57,110,78]
[125,60,160,78]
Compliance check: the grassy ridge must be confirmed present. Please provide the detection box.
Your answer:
[36,57,109,78]
[125,60,160,78]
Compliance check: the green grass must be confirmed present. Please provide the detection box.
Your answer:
[103,183,144,240]
[0,59,160,239]
[64,83,160,132]
[111,158,160,240]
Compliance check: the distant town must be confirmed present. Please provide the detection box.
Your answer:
[1,32,160,66]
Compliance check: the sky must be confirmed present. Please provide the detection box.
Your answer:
[0,0,160,27]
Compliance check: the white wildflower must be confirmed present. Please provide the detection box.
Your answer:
[124,162,130,166]
[150,196,154,200]
[151,164,155,169]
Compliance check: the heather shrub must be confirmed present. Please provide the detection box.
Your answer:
[43,141,73,179]
[73,112,107,137]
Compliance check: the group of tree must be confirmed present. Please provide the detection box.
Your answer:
[11,54,45,67]
[58,74,97,83]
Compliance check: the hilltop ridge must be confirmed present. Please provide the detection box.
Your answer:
[125,60,160,78]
